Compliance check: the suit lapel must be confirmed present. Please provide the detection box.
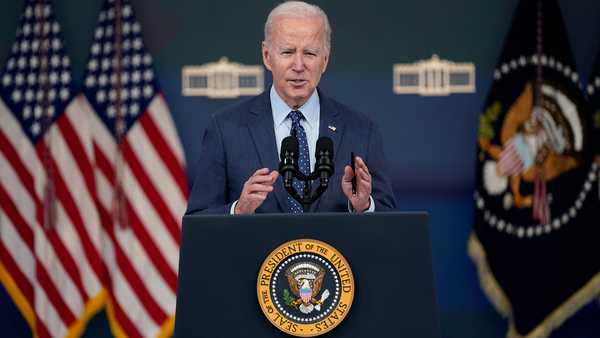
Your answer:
[246,92,288,212]
[317,90,344,164]
[311,89,345,212]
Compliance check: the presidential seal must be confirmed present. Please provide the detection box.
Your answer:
[257,239,354,337]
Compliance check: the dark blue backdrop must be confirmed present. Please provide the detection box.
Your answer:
[1,1,600,337]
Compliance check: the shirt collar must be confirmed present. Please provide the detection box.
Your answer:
[270,86,320,129]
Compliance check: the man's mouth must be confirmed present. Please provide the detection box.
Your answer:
[288,79,307,86]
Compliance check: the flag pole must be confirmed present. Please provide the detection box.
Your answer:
[532,0,550,225]
[37,0,57,230]
[112,0,128,228]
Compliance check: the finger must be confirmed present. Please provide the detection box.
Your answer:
[244,193,267,206]
[355,157,370,174]
[356,166,371,182]
[246,183,275,193]
[342,165,354,182]
[252,168,270,176]
[269,170,279,182]
[246,191,268,199]
[250,173,278,184]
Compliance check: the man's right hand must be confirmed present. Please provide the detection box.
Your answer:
[234,168,279,214]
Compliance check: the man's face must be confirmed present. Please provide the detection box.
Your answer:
[262,16,329,109]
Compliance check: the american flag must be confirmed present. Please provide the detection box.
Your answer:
[81,0,187,337]
[0,1,107,337]
[497,135,530,176]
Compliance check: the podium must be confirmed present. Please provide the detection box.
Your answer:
[174,212,441,338]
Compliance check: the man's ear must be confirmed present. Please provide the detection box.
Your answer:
[262,41,272,71]
[322,53,329,74]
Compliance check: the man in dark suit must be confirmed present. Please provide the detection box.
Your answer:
[186,1,396,214]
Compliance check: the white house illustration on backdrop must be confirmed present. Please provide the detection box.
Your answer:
[393,54,476,96]
[182,57,264,98]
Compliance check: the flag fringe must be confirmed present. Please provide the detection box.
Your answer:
[467,234,511,317]
[0,260,107,338]
[106,297,175,338]
[105,298,127,338]
[0,260,36,337]
[65,290,107,338]
[468,233,600,338]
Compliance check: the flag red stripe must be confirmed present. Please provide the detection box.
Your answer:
[93,142,115,185]
[1,180,77,325]
[0,244,34,304]
[97,205,168,325]
[123,139,181,246]
[57,115,97,200]
[122,139,181,246]
[0,183,34,250]
[124,199,178,292]
[95,143,178,291]
[139,112,188,199]
[55,118,110,285]
[36,262,76,326]
[15,141,89,303]
[44,229,89,301]
[35,146,107,287]
[0,183,76,326]
[108,294,143,338]
[0,129,43,223]
[1,122,77,336]
[36,318,52,338]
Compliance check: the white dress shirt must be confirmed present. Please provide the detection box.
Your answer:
[271,86,320,172]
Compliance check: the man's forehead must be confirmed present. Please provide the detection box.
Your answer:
[272,15,325,35]
[271,16,325,47]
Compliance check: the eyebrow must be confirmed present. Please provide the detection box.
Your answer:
[278,46,321,54]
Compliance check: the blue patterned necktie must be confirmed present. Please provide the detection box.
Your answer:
[288,110,310,213]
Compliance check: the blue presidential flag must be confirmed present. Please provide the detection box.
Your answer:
[470,0,600,337]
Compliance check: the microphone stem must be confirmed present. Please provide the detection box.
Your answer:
[302,180,312,212]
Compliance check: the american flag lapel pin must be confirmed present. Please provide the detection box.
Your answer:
[328,125,336,132]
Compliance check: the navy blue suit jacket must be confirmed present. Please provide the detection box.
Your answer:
[185,89,396,214]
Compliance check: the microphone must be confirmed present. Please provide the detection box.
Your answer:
[315,137,334,187]
[279,136,299,188]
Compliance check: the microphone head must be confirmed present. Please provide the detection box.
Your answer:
[316,137,334,159]
[281,136,299,160]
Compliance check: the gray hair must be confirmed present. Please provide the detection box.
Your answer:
[264,1,331,55]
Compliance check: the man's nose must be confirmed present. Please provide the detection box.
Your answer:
[291,54,305,72]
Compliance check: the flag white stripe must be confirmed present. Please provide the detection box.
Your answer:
[114,222,176,314]
[0,150,37,229]
[49,122,104,254]
[128,123,186,230]
[1,109,91,325]
[102,231,160,337]
[96,170,176,312]
[93,128,179,273]
[54,199,102,298]
[67,98,96,160]
[123,161,179,271]
[148,96,185,166]
[88,106,117,165]
[1,101,80,337]
[34,277,68,338]
[41,108,105,299]
[95,168,113,212]
[34,224,84,317]
[0,100,46,199]
[0,209,35,286]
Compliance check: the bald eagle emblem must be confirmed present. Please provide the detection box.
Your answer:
[284,262,330,314]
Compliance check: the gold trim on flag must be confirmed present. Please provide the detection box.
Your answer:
[469,233,600,338]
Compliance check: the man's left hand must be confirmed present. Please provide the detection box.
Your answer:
[342,156,372,213]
